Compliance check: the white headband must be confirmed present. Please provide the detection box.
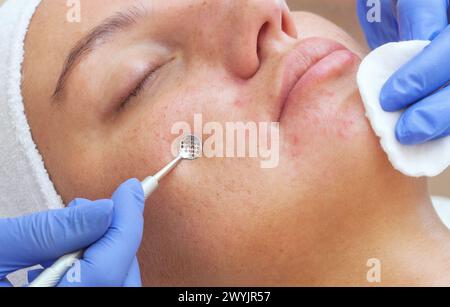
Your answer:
[0,0,64,218]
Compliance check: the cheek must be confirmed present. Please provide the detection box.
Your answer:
[141,158,292,282]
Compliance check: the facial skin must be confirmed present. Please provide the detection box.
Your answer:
[22,0,450,286]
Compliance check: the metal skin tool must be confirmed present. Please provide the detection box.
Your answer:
[142,135,202,198]
[29,135,202,287]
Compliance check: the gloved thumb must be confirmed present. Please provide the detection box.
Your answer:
[0,199,113,278]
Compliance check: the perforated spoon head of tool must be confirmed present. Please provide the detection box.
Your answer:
[179,135,202,160]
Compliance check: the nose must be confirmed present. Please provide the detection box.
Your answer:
[222,0,298,79]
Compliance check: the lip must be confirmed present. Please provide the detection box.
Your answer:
[277,38,351,121]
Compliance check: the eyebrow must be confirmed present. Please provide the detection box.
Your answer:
[52,5,147,101]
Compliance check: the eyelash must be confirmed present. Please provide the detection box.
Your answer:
[119,66,160,110]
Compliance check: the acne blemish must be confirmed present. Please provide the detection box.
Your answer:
[234,99,245,108]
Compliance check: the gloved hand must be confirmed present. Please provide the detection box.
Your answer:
[357,0,450,145]
[0,178,145,287]
[58,178,145,287]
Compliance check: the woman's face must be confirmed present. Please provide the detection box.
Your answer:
[22,0,412,285]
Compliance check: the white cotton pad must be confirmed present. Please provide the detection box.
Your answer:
[357,40,450,177]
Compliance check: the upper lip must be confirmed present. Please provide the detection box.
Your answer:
[277,37,348,120]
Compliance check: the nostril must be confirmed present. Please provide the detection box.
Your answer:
[257,22,271,59]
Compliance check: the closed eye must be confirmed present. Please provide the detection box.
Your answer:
[118,64,163,110]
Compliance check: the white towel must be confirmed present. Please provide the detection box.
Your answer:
[0,0,63,218]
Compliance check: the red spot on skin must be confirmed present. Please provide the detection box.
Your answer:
[291,134,300,146]
[234,98,245,108]
[337,120,354,139]
[286,133,304,158]
[334,109,360,140]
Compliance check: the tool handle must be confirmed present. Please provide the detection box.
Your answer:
[142,176,159,199]
[28,250,83,287]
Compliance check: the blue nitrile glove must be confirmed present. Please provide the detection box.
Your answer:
[357,0,450,145]
[1,178,145,287]
[0,199,113,287]
[57,179,145,287]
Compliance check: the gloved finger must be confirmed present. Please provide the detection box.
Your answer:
[68,199,83,207]
[58,179,145,287]
[27,269,44,284]
[123,257,142,287]
[0,279,13,287]
[380,27,450,111]
[396,0,449,41]
[396,85,450,145]
[356,0,399,49]
[0,199,113,278]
